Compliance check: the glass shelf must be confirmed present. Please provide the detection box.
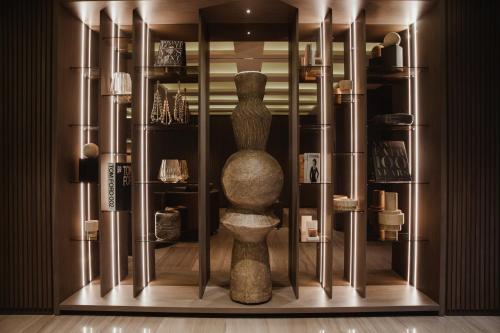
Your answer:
[299,64,331,69]
[334,208,364,214]
[133,180,197,188]
[68,124,98,131]
[369,233,429,243]
[101,93,131,97]
[68,180,98,184]
[299,234,330,244]
[299,182,332,185]
[136,239,177,245]
[334,152,365,156]
[368,180,430,185]
[300,124,332,131]
[102,36,132,40]
[69,66,100,80]
[210,56,289,61]
[136,124,198,131]
[102,36,132,53]
[137,66,198,83]
[368,124,429,131]
[333,93,364,104]
[70,238,99,243]
[367,66,428,81]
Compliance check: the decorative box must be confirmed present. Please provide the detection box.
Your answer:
[79,158,98,183]
[155,40,186,67]
[381,45,403,68]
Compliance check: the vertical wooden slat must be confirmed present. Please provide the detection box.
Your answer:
[319,8,334,299]
[0,0,53,312]
[288,7,299,299]
[353,10,367,298]
[445,0,500,314]
[198,10,210,298]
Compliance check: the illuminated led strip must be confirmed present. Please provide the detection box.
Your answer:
[87,27,93,280]
[351,16,358,289]
[79,22,87,286]
[110,21,117,287]
[115,24,122,283]
[411,22,419,287]
[347,25,355,285]
[145,23,151,283]
[139,18,149,285]
[406,28,413,283]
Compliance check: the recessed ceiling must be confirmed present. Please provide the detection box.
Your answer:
[63,0,436,27]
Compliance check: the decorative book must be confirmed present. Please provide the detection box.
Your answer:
[299,154,305,183]
[300,215,319,242]
[107,163,132,211]
[303,153,321,183]
[371,141,411,181]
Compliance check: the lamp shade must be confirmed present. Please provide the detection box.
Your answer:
[110,72,132,95]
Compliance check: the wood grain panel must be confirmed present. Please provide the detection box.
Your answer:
[445,0,500,314]
[288,8,299,299]
[0,0,53,313]
[198,11,210,298]
[352,11,367,298]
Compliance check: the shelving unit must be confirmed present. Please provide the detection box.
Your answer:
[331,11,368,296]
[54,0,443,315]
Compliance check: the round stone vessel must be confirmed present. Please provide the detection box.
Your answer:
[222,150,283,211]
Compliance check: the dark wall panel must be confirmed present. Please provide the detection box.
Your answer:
[0,0,53,312]
[445,0,500,314]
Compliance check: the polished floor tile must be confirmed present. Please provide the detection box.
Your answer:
[0,315,499,333]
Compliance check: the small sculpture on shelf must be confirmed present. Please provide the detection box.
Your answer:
[179,160,189,182]
[369,32,403,69]
[84,220,99,241]
[378,192,404,241]
[158,159,182,183]
[368,190,385,240]
[83,143,99,158]
[333,195,359,212]
[157,159,189,183]
[150,81,190,126]
[334,80,353,104]
[155,207,181,242]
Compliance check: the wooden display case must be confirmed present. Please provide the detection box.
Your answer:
[53,0,444,315]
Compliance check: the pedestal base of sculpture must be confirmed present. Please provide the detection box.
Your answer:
[222,211,279,304]
[230,238,272,304]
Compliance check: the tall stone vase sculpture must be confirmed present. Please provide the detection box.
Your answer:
[221,71,283,304]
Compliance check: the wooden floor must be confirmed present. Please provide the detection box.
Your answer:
[1,315,499,333]
[115,225,404,288]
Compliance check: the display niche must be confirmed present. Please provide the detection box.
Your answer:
[55,0,443,314]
